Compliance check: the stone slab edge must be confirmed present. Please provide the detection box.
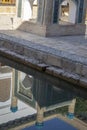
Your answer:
[0,33,87,88]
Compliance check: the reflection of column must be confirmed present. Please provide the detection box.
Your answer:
[10,69,18,113]
[67,99,76,119]
[36,102,44,127]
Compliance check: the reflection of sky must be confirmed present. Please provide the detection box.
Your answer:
[23,118,77,130]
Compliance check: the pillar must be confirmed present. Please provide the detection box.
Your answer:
[43,0,53,25]
[36,102,44,127]
[67,99,76,119]
[10,69,18,113]
[17,0,22,18]
[53,0,59,24]
[78,0,84,23]
[37,0,45,24]
[81,0,87,24]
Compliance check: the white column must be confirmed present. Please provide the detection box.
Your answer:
[10,69,18,113]
[36,102,44,127]
[67,99,76,119]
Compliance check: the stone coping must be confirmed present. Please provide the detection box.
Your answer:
[0,30,87,65]
[0,31,87,89]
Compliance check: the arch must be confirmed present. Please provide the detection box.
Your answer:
[53,0,78,24]
[60,0,78,5]
[59,0,77,24]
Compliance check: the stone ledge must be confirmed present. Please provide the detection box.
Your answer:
[0,47,87,89]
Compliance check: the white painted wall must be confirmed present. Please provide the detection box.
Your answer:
[69,1,76,24]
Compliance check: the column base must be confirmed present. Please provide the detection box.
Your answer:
[10,106,18,113]
[35,122,44,128]
[67,113,74,119]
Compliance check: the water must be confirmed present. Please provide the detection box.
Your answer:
[0,65,87,130]
[23,118,77,130]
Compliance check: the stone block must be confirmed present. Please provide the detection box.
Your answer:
[36,51,48,63]
[14,44,24,55]
[79,78,87,88]
[45,67,54,75]
[0,40,4,46]
[24,47,34,58]
[61,59,76,73]
[47,55,61,67]
[76,63,82,75]
[81,65,87,78]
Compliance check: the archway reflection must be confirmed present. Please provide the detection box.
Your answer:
[0,65,87,128]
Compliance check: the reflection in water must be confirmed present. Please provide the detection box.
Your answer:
[32,78,74,108]
[16,71,76,109]
[15,71,76,128]
[23,118,77,130]
[0,66,87,129]
[14,69,87,127]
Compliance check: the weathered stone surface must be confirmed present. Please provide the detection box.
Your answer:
[36,51,48,63]
[0,30,87,89]
[79,78,87,88]
[61,59,76,73]
[81,65,87,78]
[76,63,82,75]
[47,55,61,67]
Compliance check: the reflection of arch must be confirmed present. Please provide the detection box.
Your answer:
[59,0,77,24]
[22,0,38,22]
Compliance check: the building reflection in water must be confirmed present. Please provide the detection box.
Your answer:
[0,66,87,128]
[13,68,86,126]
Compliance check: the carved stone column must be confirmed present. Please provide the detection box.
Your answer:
[67,99,76,119]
